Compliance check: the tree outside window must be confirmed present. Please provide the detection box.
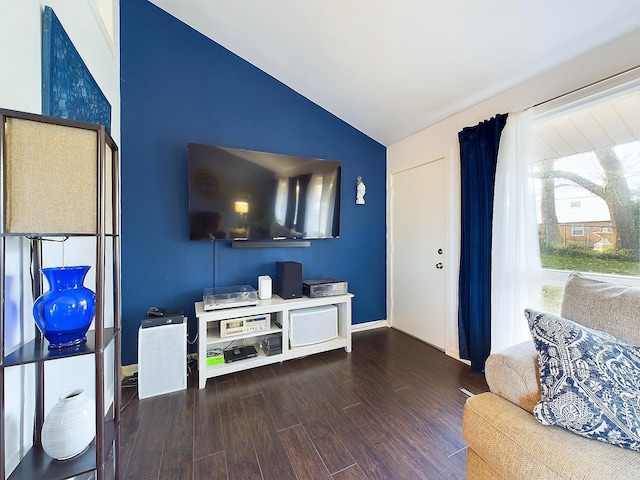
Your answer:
[533,89,640,278]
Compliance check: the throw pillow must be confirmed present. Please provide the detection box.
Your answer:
[525,308,640,451]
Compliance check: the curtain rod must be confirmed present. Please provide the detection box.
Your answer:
[526,64,640,112]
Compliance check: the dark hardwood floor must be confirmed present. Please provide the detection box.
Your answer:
[119,327,488,480]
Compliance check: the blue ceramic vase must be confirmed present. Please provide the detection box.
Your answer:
[33,266,96,349]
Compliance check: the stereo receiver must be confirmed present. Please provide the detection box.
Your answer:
[302,278,348,297]
[220,314,270,337]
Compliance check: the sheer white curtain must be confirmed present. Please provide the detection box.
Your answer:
[274,178,289,225]
[304,172,337,237]
[491,109,543,353]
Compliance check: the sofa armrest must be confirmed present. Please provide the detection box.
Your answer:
[484,339,540,413]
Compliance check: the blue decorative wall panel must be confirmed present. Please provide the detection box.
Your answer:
[42,6,111,131]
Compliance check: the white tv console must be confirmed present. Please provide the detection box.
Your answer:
[196,293,353,388]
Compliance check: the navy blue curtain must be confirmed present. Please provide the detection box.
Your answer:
[458,113,508,372]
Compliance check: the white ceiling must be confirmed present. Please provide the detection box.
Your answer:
[149,0,640,146]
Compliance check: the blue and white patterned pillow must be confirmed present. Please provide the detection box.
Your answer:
[525,308,640,451]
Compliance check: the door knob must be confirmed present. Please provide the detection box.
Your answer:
[436,263,444,269]
[437,249,443,254]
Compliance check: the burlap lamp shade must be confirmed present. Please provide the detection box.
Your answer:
[3,114,113,235]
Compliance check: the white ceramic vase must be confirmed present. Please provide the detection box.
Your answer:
[41,389,96,460]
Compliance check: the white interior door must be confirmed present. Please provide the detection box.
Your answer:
[390,158,446,349]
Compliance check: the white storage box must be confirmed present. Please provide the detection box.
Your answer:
[289,304,338,347]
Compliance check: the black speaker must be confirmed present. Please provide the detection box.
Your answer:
[275,261,302,299]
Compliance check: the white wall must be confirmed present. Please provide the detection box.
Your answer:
[0,0,120,144]
[0,0,120,474]
[387,28,640,360]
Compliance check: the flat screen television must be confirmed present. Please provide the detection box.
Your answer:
[187,143,341,241]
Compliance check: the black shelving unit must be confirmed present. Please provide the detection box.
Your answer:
[0,109,121,480]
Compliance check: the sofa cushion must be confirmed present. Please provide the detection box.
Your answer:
[464,392,640,480]
[526,308,640,452]
[561,272,640,345]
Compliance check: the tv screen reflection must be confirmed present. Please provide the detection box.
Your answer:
[187,143,341,241]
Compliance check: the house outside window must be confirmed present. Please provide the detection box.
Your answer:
[532,77,640,312]
[571,225,584,237]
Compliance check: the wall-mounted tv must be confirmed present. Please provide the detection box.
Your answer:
[187,143,341,242]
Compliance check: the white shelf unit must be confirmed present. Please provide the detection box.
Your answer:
[196,293,353,388]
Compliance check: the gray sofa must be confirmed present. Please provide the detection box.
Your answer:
[463,272,640,479]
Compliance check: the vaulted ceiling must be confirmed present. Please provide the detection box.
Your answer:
[149,1,640,146]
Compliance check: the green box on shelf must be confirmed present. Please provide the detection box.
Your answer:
[206,347,224,366]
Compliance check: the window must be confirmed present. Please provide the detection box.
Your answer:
[532,75,640,311]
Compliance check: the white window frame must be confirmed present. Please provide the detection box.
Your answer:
[533,67,640,290]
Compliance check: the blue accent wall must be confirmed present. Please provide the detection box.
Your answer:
[120,0,387,365]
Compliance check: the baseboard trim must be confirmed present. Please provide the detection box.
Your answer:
[445,347,470,365]
[351,319,389,332]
